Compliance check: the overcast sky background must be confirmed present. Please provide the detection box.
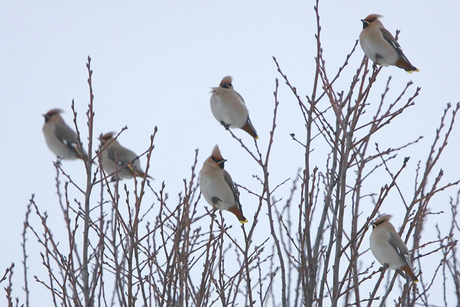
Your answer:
[1,1,460,305]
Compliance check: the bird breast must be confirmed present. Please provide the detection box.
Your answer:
[43,124,78,159]
[360,27,399,66]
[210,89,249,128]
[200,168,236,210]
[370,228,405,269]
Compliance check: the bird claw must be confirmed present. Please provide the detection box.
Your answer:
[378,263,389,272]
[372,62,379,72]
[110,175,122,182]
[220,121,230,130]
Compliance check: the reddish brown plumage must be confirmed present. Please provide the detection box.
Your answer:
[363,13,383,23]
[228,204,248,224]
[241,123,258,139]
[395,58,418,72]
[219,76,233,88]
[401,264,419,283]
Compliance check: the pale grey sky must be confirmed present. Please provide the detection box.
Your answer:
[1,1,459,305]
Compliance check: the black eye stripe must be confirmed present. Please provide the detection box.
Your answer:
[211,156,225,169]
[211,156,224,163]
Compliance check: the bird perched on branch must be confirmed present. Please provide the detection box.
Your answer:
[42,108,88,161]
[99,132,152,181]
[210,76,258,139]
[370,214,419,282]
[199,145,248,223]
[359,14,419,73]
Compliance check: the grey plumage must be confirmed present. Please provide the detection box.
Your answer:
[199,145,248,223]
[42,108,87,160]
[99,132,151,180]
[370,214,419,282]
[210,76,258,139]
[360,14,419,72]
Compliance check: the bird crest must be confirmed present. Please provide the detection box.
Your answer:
[373,214,392,227]
[219,76,233,89]
[45,108,64,117]
[364,14,383,23]
[101,132,116,142]
[211,145,224,161]
[43,108,64,122]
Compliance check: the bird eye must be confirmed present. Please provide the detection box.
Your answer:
[211,156,226,168]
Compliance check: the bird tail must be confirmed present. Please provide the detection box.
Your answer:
[72,144,87,160]
[228,205,248,224]
[401,264,419,283]
[73,145,97,164]
[241,117,258,140]
[395,57,419,73]
[128,164,154,180]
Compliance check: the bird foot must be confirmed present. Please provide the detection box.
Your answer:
[372,62,379,72]
[379,263,389,272]
[111,176,122,182]
[55,157,62,166]
[209,205,218,219]
[220,121,230,130]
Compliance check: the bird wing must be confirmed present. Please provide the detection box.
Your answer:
[107,146,141,171]
[223,170,237,198]
[223,170,244,212]
[378,26,418,72]
[54,123,78,145]
[53,123,83,157]
[106,147,124,166]
[379,27,404,57]
[235,91,246,105]
[388,231,412,267]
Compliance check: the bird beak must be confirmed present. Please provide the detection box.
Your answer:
[219,159,227,165]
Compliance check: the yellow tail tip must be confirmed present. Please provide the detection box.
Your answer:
[254,136,259,140]
[240,219,248,224]
[406,68,420,74]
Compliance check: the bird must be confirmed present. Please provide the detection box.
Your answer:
[199,145,248,223]
[369,214,419,282]
[359,14,419,73]
[42,108,88,161]
[99,132,152,181]
[210,76,258,139]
